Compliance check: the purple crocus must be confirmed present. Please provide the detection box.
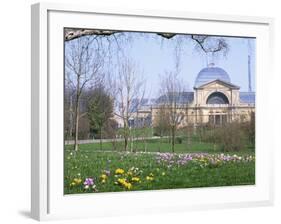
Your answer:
[84,178,94,186]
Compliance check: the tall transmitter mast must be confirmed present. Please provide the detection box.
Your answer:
[248,40,252,92]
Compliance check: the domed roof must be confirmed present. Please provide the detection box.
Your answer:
[194,65,231,88]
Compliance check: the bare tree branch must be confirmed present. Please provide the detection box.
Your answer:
[191,35,229,55]
[65,28,177,41]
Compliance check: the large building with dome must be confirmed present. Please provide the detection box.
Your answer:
[128,64,255,128]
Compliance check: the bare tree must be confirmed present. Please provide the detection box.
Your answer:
[159,72,186,152]
[65,36,104,151]
[114,58,146,152]
[158,41,187,152]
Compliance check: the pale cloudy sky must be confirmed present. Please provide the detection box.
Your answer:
[65,31,256,98]
[123,32,256,98]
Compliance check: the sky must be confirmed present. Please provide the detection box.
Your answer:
[65,31,256,99]
[123,32,256,98]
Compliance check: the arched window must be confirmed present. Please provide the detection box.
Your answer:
[206,92,229,104]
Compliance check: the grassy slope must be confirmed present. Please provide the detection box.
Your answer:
[65,132,255,194]
[64,150,255,194]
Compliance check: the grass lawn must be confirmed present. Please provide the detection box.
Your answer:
[64,145,255,194]
[116,127,154,138]
[65,141,215,153]
[65,138,254,154]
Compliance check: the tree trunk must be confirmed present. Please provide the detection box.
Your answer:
[124,121,128,151]
[124,136,128,151]
[158,135,162,152]
[69,94,73,140]
[74,75,80,151]
[171,125,175,153]
[74,106,79,151]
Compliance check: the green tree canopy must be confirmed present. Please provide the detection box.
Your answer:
[88,85,114,149]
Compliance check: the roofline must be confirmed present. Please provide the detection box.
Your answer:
[240,91,256,94]
[194,79,240,89]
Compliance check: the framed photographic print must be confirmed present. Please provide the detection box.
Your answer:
[31,2,274,221]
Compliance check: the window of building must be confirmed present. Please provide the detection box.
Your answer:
[206,92,229,104]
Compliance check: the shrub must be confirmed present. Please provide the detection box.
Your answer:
[201,122,247,152]
[241,112,255,148]
[175,137,183,144]
[217,123,246,152]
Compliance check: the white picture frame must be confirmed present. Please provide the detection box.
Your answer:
[31,2,274,221]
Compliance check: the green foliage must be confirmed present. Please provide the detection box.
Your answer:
[87,86,114,139]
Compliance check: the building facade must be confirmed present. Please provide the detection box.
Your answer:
[128,65,255,128]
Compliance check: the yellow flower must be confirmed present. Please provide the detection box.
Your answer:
[73,178,82,185]
[117,178,126,184]
[127,171,133,176]
[161,172,166,176]
[100,173,108,184]
[115,168,125,175]
[124,182,132,190]
[117,178,133,190]
[70,178,82,186]
[146,176,154,181]
[100,174,107,180]
[131,177,140,182]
